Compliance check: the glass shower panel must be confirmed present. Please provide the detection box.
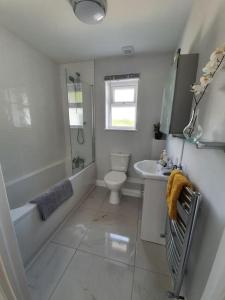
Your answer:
[66,73,94,175]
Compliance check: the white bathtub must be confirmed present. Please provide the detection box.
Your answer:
[11,163,96,267]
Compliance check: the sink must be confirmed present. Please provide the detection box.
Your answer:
[134,160,169,181]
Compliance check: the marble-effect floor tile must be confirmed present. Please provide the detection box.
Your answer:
[79,226,136,265]
[135,239,169,275]
[50,250,134,300]
[27,242,74,300]
[80,187,107,211]
[52,208,96,248]
[92,210,138,232]
[101,196,140,217]
[132,267,171,300]
[27,187,170,300]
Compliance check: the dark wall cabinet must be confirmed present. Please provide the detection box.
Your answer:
[160,52,198,135]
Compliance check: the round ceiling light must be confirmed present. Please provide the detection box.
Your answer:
[71,0,107,25]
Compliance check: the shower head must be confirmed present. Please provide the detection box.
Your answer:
[69,76,75,83]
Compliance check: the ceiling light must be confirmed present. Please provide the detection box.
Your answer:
[70,0,107,25]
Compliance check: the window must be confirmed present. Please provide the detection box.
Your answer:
[105,76,139,130]
[67,82,83,128]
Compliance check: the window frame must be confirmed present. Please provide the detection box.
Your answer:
[105,78,139,131]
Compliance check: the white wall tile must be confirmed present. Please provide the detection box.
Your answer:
[0,25,66,207]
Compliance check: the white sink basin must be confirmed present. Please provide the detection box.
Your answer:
[134,160,168,181]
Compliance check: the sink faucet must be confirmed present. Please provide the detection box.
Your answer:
[172,164,183,170]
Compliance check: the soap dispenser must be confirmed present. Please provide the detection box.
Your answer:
[159,149,168,167]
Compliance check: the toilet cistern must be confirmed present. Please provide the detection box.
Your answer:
[104,153,130,205]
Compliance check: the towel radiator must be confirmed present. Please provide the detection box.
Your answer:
[164,187,201,299]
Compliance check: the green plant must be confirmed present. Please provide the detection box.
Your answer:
[153,122,163,140]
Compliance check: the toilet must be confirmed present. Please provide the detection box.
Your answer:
[104,152,130,205]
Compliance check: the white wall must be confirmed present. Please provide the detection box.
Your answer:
[166,1,225,299]
[94,53,172,180]
[0,25,66,208]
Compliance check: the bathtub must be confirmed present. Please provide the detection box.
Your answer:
[10,163,96,267]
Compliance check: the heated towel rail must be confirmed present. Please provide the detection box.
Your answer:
[164,187,201,299]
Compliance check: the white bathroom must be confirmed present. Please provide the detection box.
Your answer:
[0,1,225,300]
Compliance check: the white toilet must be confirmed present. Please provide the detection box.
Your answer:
[104,152,130,205]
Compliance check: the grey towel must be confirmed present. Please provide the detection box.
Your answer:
[30,179,73,221]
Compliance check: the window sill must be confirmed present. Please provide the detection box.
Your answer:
[70,126,83,129]
[105,128,137,132]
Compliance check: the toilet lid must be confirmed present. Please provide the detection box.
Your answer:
[104,171,126,185]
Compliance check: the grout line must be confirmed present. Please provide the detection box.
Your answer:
[76,248,135,268]
[26,238,55,272]
[48,249,78,300]
[30,189,141,300]
[134,264,170,278]
[27,188,104,298]
[72,224,92,250]
[50,240,81,251]
[134,206,170,278]
[131,206,140,300]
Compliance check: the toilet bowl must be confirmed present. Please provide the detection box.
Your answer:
[104,153,130,205]
[104,171,127,204]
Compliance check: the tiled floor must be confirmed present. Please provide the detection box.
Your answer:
[27,187,171,300]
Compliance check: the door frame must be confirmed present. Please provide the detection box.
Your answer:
[0,165,31,300]
[201,227,225,300]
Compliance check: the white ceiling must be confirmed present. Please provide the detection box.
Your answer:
[0,0,193,63]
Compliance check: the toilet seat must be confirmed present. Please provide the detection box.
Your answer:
[104,171,126,185]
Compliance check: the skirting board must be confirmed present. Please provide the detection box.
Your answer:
[96,179,143,198]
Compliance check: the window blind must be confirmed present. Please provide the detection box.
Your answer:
[104,73,140,81]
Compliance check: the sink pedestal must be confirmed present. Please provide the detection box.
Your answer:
[134,160,169,245]
[141,178,167,245]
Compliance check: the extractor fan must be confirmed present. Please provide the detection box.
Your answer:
[70,0,107,24]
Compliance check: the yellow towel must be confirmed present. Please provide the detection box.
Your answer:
[166,169,182,199]
[166,170,192,220]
